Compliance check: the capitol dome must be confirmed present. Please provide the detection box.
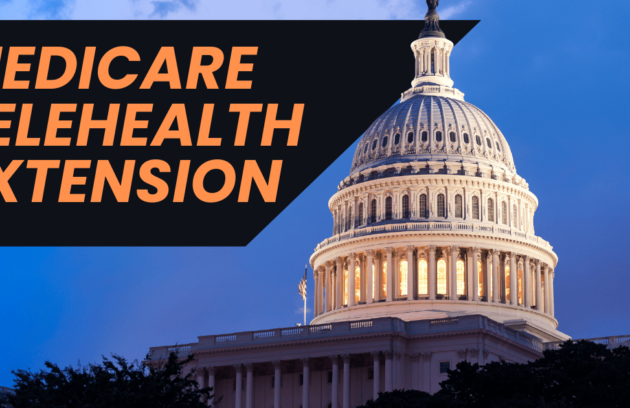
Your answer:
[310,3,568,342]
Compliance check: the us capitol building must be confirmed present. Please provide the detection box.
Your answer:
[149,2,575,407]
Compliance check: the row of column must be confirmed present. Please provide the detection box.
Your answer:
[314,246,555,318]
[415,46,451,77]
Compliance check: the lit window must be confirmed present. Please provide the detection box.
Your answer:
[422,131,428,142]
[450,132,456,142]
[372,264,376,299]
[382,136,389,148]
[477,260,484,297]
[355,265,361,303]
[437,259,447,295]
[394,133,400,145]
[402,195,410,219]
[476,135,482,146]
[371,200,377,223]
[488,198,495,222]
[463,133,470,144]
[344,268,348,305]
[455,195,463,218]
[489,260,493,298]
[436,131,443,142]
[502,202,508,225]
[385,197,393,220]
[399,260,408,297]
[456,260,465,296]
[381,261,387,298]
[437,194,445,218]
[419,194,427,218]
[418,259,428,295]
[407,132,414,143]
[440,362,450,374]
[358,203,364,227]
[472,196,480,220]
[517,267,524,305]
[505,264,511,299]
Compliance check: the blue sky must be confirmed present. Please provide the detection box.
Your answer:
[2,0,630,387]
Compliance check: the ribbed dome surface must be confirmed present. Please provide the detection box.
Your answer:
[350,95,516,176]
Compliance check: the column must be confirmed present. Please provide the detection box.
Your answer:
[549,268,555,317]
[371,351,380,400]
[428,246,437,300]
[472,248,480,301]
[492,250,499,303]
[325,263,332,312]
[330,356,339,408]
[543,265,550,314]
[524,256,531,308]
[366,250,374,303]
[407,246,415,301]
[421,352,432,393]
[335,257,343,310]
[273,361,281,408]
[410,354,420,390]
[485,252,492,302]
[196,367,206,404]
[374,252,382,302]
[510,253,517,305]
[207,367,215,406]
[386,248,394,301]
[466,248,473,300]
[245,363,254,408]
[301,358,309,408]
[384,351,393,392]
[342,355,351,408]
[348,254,356,307]
[234,364,243,408]
[450,246,458,300]
[535,261,542,312]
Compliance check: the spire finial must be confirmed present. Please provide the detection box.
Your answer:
[420,0,445,39]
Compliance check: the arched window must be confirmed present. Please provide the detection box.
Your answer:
[488,198,495,222]
[372,139,377,150]
[399,260,408,297]
[505,262,511,300]
[407,132,414,143]
[402,195,410,219]
[431,52,435,74]
[477,260,484,297]
[355,265,361,303]
[419,194,427,218]
[344,267,348,305]
[455,194,463,218]
[437,259,447,295]
[513,205,517,227]
[436,131,443,142]
[517,266,524,306]
[385,197,393,220]
[394,133,400,145]
[422,131,428,142]
[437,194,445,217]
[456,259,465,296]
[381,261,387,298]
[358,203,364,226]
[463,133,470,144]
[418,259,428,295]
[476,135,482,146]
[382,136,389,148]
[486,138,492,148]
[347,208,353,230]
[472,196,480,220]
[496,141,501,152]
[370,200,377,223]
[502,201,508,225]
[450,132,456,142]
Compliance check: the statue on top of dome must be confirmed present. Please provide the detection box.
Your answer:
[427,0,440,11]
[420,0,445,38]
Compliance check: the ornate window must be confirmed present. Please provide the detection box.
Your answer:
[463,133,470,144]
[431,53,435,74]
[505,263,511,300]
[407,132,414,143]
[502,201,508,225]
[517,265,524,306]
[456,259,465,296]
[437,194,445,217]
[372,139,377,150]
[371,199,377,223]
[449,132,456,142]
[419,194,427,218]
[358,203,364,226]
[382,136,389,148]
[486,138,492,148]
[385,197,393,220]
[455,195,463,218]
[476,135,482,145]
[422,131,428,142]
[355,265,361,303]
[418,259,428,295]
[344,267,348,305]
[477,260,484,297]
[399,260,408,297]
[472,196,480,220]
[402,195,410,219]
[381,261,387,298]
[394,133,400,145]
[488,198,495,222]
[436,131,443,142]
[437,259,447,295]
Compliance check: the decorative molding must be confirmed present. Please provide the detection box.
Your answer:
[421,352,433,361]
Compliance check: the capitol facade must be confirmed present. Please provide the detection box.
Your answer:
[149,2,571,407]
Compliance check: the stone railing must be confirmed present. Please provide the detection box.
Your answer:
[544,335,630,351]
[148,315,543,359]
[315,221,553,253]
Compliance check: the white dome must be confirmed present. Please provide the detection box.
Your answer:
[350,94,516,177]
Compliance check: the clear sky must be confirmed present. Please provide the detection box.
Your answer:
[2,0,630,387]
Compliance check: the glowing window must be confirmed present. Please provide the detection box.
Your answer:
[372,264,376,299]
[518,268,523,306]
[505,264,511,299]
[402,195,410,219]
[344,268,348,305]
[407,132,414,143]
[437,259,447,295]
[455,195,463,218]
[381,261,387,298]
[382,136,388,148]
[422,131,428,142]
[450,132,456,142]
[418,259,428,295]
[419,194,427,218]
[358,203,364,226]
[399,260,408,297]
[436,131,443,142]
[456,260,465,296]
[477,260,484,297]
[489,260,493,298]
[371,200,377,223]
[437,194,445,218]
[385,197,393,220]
[394,133,400,145]
[488,198,495,222]
[502,202,508,225]
[463,133,470,144]
[472,196,480,220]
[355,265,361,303]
